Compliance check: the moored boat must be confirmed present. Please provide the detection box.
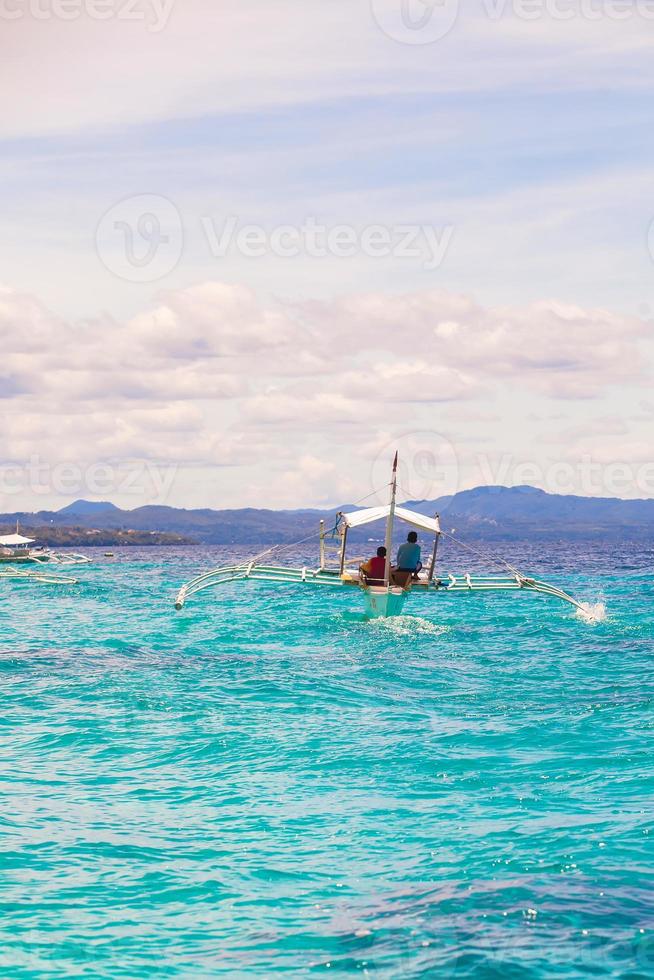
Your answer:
[0,532,38,563]
[0,528,91,566]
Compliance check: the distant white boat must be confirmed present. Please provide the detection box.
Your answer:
[0,532,35,561]
[0,529,91,566]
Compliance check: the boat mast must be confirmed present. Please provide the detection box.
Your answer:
[383,452,398,587]
[339,522,349,575]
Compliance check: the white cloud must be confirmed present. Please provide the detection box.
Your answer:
[305,290,648,396]
[1,278,652,507]
[337,362,475,403]
[131,282,299,359]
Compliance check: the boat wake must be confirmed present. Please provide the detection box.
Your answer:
[576,601,607,624]
[369,615,450,637]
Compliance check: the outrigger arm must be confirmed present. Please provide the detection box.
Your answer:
[174,561,595,619]
[174,562,348,610]
[0,566,79,586]
[444,572,594,617]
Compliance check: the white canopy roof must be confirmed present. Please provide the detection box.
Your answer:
[340,505,441,535]
[0,533,35,546]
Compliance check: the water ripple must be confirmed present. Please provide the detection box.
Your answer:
[0,542,652,977]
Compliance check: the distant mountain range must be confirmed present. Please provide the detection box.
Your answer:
[2,486,654,545]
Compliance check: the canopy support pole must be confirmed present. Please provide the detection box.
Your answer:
[319,520,325,570]
[339,526,349,575]
[428,521,440,583]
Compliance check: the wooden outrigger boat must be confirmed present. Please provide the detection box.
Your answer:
[175,454,598,621]
[0,528,91,567]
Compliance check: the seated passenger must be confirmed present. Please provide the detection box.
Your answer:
[395,531,422,580]
[360,546,387,586]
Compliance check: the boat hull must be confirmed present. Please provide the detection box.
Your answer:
[363,586,408,619]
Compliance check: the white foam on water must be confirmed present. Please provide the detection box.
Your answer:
[369,615,450,637]
[576,601,607,624]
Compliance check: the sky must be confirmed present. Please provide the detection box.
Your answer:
[2,0,654,511]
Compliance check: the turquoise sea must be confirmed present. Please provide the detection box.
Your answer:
[1,541,652,978]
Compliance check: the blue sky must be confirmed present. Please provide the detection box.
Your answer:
[3,85,654,314]
[1,0,654,509]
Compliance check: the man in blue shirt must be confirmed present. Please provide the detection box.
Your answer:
[395,531,422,575]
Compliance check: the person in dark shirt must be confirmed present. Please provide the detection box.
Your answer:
[360,546,387,586]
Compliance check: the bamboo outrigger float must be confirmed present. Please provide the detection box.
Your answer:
[0,565,79,587]
[175,454,598,621]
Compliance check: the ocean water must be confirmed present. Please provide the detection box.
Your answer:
[1,540,653,978]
